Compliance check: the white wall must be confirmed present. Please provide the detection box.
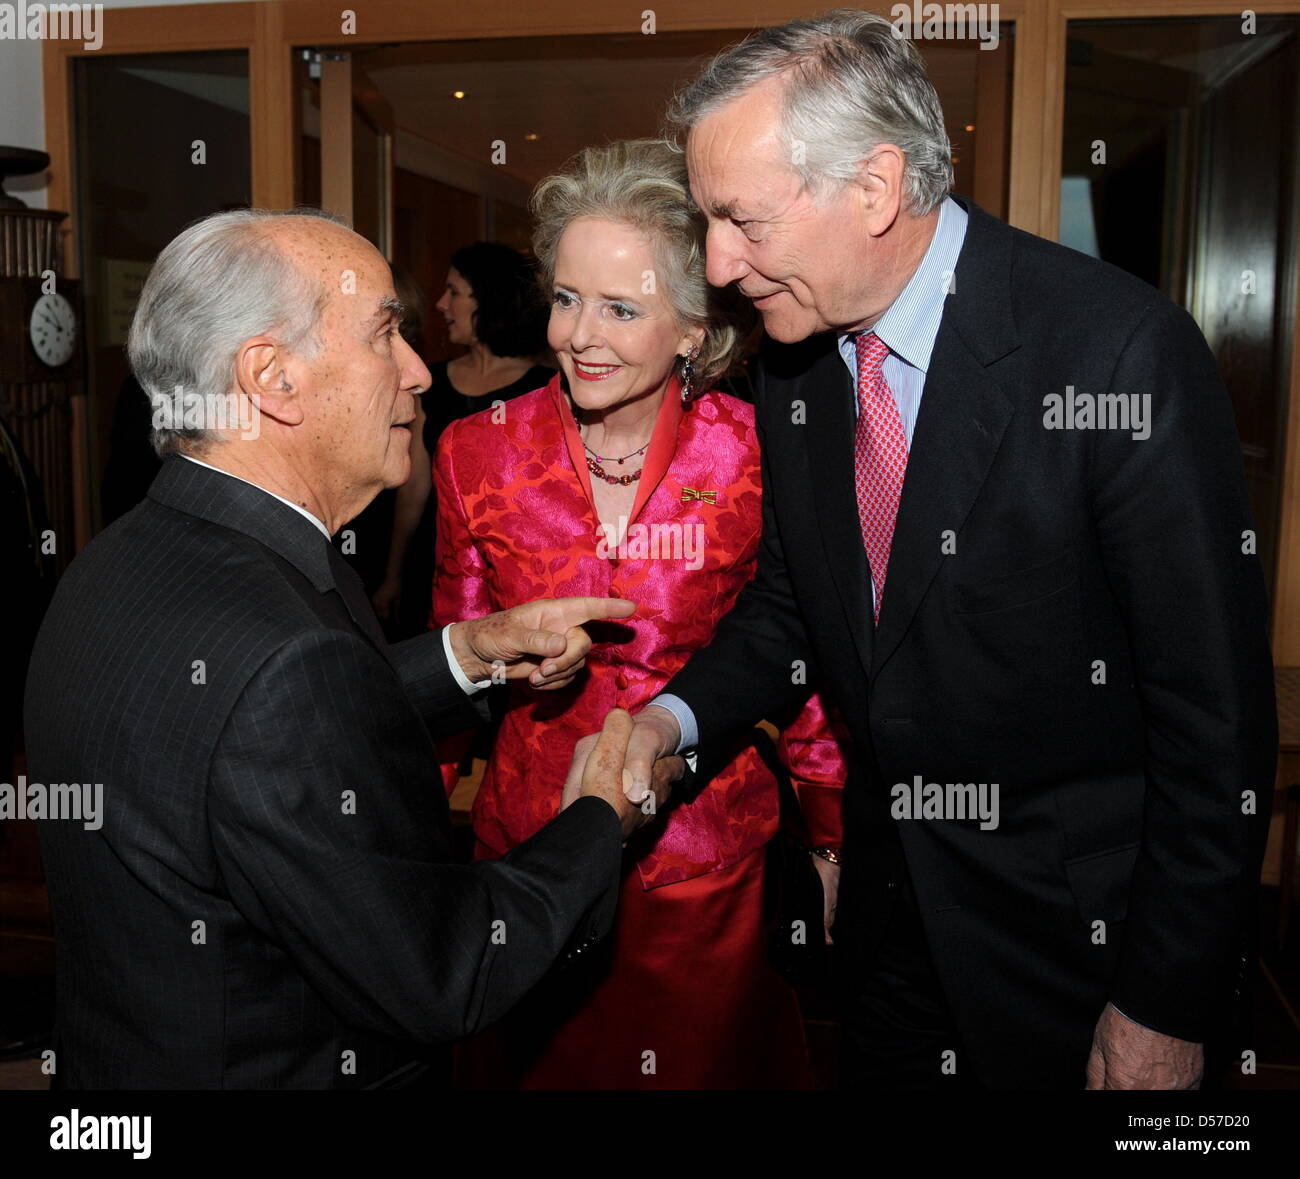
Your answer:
[0,0,252,209]
[0,21,50,207]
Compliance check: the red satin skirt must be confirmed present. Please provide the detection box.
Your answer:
[457,841,812,1089]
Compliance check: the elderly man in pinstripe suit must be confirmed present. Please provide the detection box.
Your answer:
[24,208,676,1089]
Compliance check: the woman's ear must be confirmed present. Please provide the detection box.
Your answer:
[679,322,706,358]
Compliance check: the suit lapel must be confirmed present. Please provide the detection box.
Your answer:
[147,454,395,664]
[774,197,1023,682]
[870,331,1014,673]
[871,196,1021,674]
[795,332,1015,682]
[795,335,877,680]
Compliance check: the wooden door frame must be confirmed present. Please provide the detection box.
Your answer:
[41,0,1054,267]
[319,52,396,258]
[41,1,1300,662]
[1053,11,1300,664]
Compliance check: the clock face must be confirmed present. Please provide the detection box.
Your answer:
[29,291,77,369]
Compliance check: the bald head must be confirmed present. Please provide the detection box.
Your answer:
[129,208,431,533]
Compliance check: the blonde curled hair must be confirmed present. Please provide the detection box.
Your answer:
[530,138,753,391]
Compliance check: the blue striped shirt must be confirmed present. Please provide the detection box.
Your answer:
[838,195,967,444]
[655,197,968,753]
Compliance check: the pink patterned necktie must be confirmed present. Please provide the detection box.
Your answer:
[853,331,909,625]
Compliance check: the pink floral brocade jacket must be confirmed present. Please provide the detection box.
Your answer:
[433,371,848,889]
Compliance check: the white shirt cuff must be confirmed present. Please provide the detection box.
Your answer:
[442,624,492,695]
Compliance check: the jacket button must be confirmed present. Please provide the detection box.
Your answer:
[616,673,629,690]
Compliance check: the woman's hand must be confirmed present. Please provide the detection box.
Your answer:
[372,576,401,621]
[811,854,840,945]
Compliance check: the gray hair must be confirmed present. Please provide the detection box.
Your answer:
[128,207,347,457]
[664,9,953,216]
[530,138,753,391]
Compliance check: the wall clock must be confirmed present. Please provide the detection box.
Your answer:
[29,291,78,369]
[0,278,84,383]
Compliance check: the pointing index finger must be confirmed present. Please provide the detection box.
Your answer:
[554,596,636,625]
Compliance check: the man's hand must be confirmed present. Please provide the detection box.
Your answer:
[622,705,684,798]
[448,596,635,690]
[1085,1003,1203,1089]
[560,709,682,840]
[811,855,840,945]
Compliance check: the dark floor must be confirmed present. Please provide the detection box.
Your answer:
[4,888,1299,1090]
[4,777,1299,1089]
[1237,888,1300,1089]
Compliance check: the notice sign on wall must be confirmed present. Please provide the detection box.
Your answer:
[99,258,152,347]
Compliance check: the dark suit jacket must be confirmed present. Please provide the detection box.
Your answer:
[25,455,622,1088]
[667,196,1277,1088]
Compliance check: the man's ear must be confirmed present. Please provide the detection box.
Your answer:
[857,144,907,236]
[235,336,304,427]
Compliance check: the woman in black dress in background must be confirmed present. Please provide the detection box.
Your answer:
[373,242,553,634]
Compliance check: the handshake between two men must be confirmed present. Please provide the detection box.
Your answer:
[443,593,685,839]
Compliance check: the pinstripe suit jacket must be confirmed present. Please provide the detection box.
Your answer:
[25,454,622,1089]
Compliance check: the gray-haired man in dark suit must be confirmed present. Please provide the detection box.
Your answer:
[25,208,676,1089]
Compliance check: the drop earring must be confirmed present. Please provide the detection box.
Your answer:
[680,345,700,406]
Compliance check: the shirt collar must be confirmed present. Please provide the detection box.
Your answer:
[840,195,968,374]
[178,453,332,539]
